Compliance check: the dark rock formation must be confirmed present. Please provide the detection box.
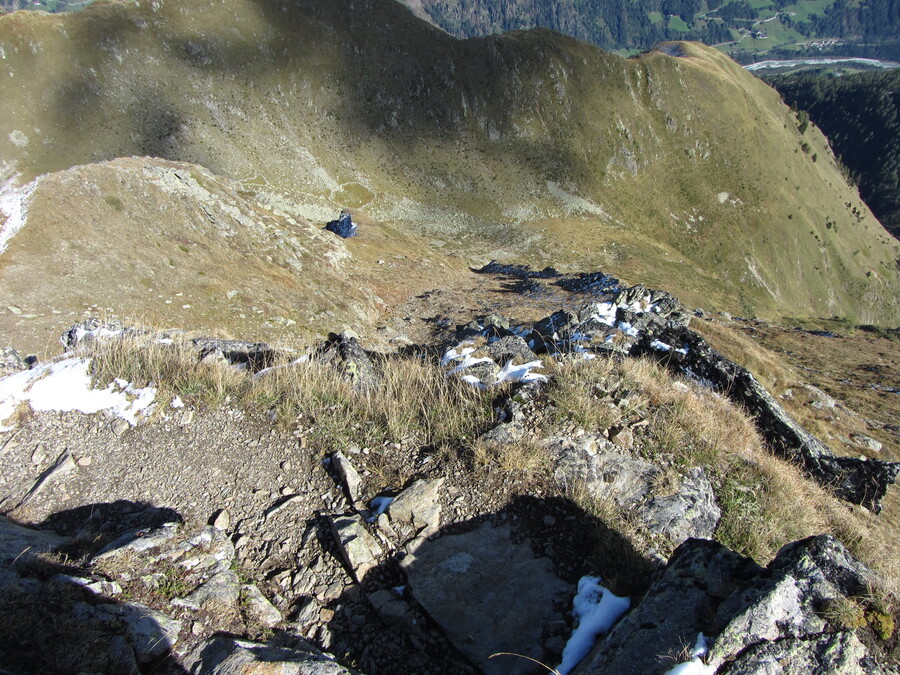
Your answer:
[192,337,277,372]
[324,211,357,238]
[640,323,900,512]
[315,331,379,390]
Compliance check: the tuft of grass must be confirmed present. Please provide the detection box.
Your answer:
[250,355,498,450]
[472,436,550,477]
[88,333,247,408]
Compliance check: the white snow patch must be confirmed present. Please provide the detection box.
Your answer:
[664,633,715,674]
[0,358,156,430]
[495,359,546,385]
[447,353,494,375]
[616,321,639,337]
[650,339,689,356]
[171,395,185,409]
[557,576,630,675]
[588,302,617,326]
[0,175,39,255]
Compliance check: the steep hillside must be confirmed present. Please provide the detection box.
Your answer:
[766,68,900,240]
[0,0,898,345]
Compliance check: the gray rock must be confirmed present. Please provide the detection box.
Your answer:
[720,630,876,675]
[707,535,873,668]
[851,435,882,453]
[15,449,76,508]
[329,514,382,582]
[317,332,379,391]
[0,515,68,567]
[192,337,276,372]
[551,437,720,545]
[641,467,720,545]
[110,601,182,663]
[551,435,659,508]
[573,540,762,674]
[106,635,141,675]
[183,635,357,674]
[163,526,235,574]
[0,346,27,376]
[331,450,364,506]
[95,522,180,560]
[401,522,573,675]
[387,478,445,536]
[175,570,240,611]
[241,583,283,627]
[576,535,890,674]
[487,335,538,364]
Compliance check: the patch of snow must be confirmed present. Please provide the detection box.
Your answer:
[0,357,156,429]
[171,395,185,409]
[664,633,716,674]
[557,576,630,675]
[617,321,639,337]
[650,339,689,356]
[588,302,618,326]
[370,496,393,516]
[495,360,546,385]
[441,342,476,367]
[0,175,39,255]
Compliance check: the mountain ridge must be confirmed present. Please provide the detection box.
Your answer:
[0,0,898,347]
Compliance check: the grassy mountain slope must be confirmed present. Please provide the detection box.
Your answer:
[766,68,900,240]
[0,0,898,339]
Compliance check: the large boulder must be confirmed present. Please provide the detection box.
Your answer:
[401,522,573,675]
[324,211,357,239]
[574,535,892,675]
[184,636,358,674]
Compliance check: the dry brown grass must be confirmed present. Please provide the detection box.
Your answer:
[472,436,551,477]
[546,353,900,593]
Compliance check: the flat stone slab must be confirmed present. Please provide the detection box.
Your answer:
[401,522,573,675]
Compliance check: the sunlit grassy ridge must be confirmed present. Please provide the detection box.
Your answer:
[0,0,897,332]
[81,328,899,594]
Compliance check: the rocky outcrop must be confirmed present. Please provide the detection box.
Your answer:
[575,535,892,675]
[324,211,357,239]
[550,435,720,546]
[638,323,900,512]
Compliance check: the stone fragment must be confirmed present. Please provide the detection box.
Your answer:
[211,508,231,531]
[851,434,882,453]
[401,522,572,675]
[316,332,378,390]
[386,478,445,536]
[487,335,538,364]
[642,467,721,545]
[183,635,357,674]
[96,522,180,560]
[16,450,76,508]
[329,514,382,582]
[111,418,130,436]
[610,427,633,450]
[175,570,240,611]
[241,584,283,627]
[0,346,27,376]
[330,450,364,506]
[551,436,721,545]
[110,601,182,663]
